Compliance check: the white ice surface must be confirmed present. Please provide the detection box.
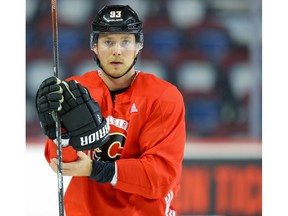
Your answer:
[26,144,71,216]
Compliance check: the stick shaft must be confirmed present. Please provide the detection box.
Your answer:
[51,0,59,77]
[51,0,64,215]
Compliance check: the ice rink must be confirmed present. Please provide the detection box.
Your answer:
[26,144,71,216]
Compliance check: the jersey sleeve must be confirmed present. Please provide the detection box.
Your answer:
[115,86,186,199]
[44,138,79,163]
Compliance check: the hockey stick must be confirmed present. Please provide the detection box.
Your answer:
[51,0,65,215]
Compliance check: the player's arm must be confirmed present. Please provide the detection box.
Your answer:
[115,86,186,199]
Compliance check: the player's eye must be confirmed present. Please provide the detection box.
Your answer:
[104,40,114,47]
[121,40,131,48]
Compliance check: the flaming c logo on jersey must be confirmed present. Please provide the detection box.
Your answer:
[108,142,124,158]
[93,132,126,161]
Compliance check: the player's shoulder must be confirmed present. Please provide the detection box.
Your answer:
[134,71,183,100]
[66,70,101,86]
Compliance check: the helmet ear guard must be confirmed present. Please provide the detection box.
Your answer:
[90,33,97,51]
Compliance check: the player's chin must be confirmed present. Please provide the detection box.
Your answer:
[109,72,125,78]
[107,67,126,77]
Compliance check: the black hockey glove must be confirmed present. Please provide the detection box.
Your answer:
[58,80,110,151]
[36,76,63,140]
[89,160,115,183]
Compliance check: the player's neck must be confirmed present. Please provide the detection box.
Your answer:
[101,69,136,91]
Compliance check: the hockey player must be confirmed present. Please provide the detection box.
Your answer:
[36,5,186,216]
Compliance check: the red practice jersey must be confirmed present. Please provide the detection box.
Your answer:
[44,71,186,216]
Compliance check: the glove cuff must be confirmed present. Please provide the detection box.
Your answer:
[89,160,115,183]
[69,118,110,150]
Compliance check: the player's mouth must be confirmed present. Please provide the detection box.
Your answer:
[110,61,122,66]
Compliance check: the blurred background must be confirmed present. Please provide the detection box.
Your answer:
[26,0,262,215]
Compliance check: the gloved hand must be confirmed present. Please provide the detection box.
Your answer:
[35,76,63,140]
[58,80,110,150]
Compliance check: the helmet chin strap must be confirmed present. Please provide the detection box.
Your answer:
[93,53,137,79]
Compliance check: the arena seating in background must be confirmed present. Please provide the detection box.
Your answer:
[136,49,169,81]
[185,17,232,64]
[58,0,94,27]
[143,14,185,62]
[167,0,206,29]
[170,50,220,136]
[213,49,251,137]
[64,48,95,77]
[26,0,40,23]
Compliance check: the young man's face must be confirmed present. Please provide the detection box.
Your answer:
[93,33,140,78]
